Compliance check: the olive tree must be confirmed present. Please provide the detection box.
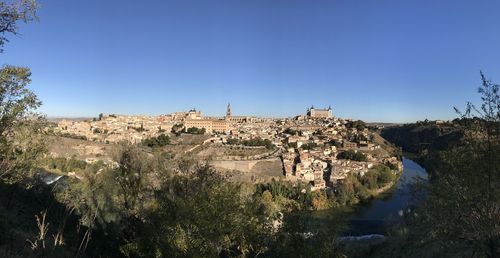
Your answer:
[0,0,45,184]
[0,67,46,184]
[1,0,38,52]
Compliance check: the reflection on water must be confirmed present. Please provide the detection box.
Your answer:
[37,170,66,185]
[352,158,427,220]
[306,158,428,236]
[346,157,428,235]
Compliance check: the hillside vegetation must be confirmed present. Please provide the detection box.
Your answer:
[365,73,500,258]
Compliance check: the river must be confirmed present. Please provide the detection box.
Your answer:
[345,157,428,235]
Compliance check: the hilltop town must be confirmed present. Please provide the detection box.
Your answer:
[52,104,402,190]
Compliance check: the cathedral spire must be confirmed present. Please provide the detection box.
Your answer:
[226,102,232,118]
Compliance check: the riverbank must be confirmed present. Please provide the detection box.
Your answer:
[371,168,402,196]
[347,158,427,234]
[308,158,427,238]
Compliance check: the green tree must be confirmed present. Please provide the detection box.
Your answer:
[337,150,368,162]
[259,190,280,218]
[0,65,46,184]
[54,146,158,257]
[311,191,332,210]
[347,120,367,131]
[404,72,500,257]
[0,0,44,185]
[186,126,206,134]
[360,171,379,190]
[267,209,345,258]
[142,133,170,148]
[122,164,274,257]
[114,145,152,215]
[156,133,170,146]
[0,0,38,52]
[301,142,318,150]
[171,123,184,135]
[376,165,394,185]
[55,162,123,257]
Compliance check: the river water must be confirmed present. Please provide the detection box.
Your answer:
[345,157,428,235]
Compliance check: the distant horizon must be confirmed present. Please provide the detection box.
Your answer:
[42,101,461,123]
[44,105,451,124]
[4,0,499,123]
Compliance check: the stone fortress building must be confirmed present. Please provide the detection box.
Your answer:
[307,105,333,118]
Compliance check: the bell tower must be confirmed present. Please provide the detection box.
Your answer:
[226,103,232,120]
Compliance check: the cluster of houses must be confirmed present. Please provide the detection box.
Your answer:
[210,110,401,190]
[277,119,386,190]
[223,113,400,190]
[57,114,175,144]
[56,105,402,190]
[56,104,268,144]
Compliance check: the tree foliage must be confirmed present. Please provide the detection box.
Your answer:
[301,142,318,150]
[0,0,38,52]
[283,127,301,136]
[42,157,88,173]
[171,123,184,135]
[227,137,275,150]
[337,150,368,162]
[397,72,500,257]
[359,164,394,190]
[142,133,170,148]
[0,66,46,184]
[125,165,274,257]
[185,126,206,134]
[347,120,366,131]
[0,0,45,185]
[114,145,152,215]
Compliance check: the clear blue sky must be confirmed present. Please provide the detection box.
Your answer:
[2,0,500,122]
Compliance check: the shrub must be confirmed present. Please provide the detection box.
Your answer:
[226,137,275,150]
[185,127,206,134]
[337,150,367,162]
[44,157,87,173]
[301,142,318,150]
[143,134,170,148]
